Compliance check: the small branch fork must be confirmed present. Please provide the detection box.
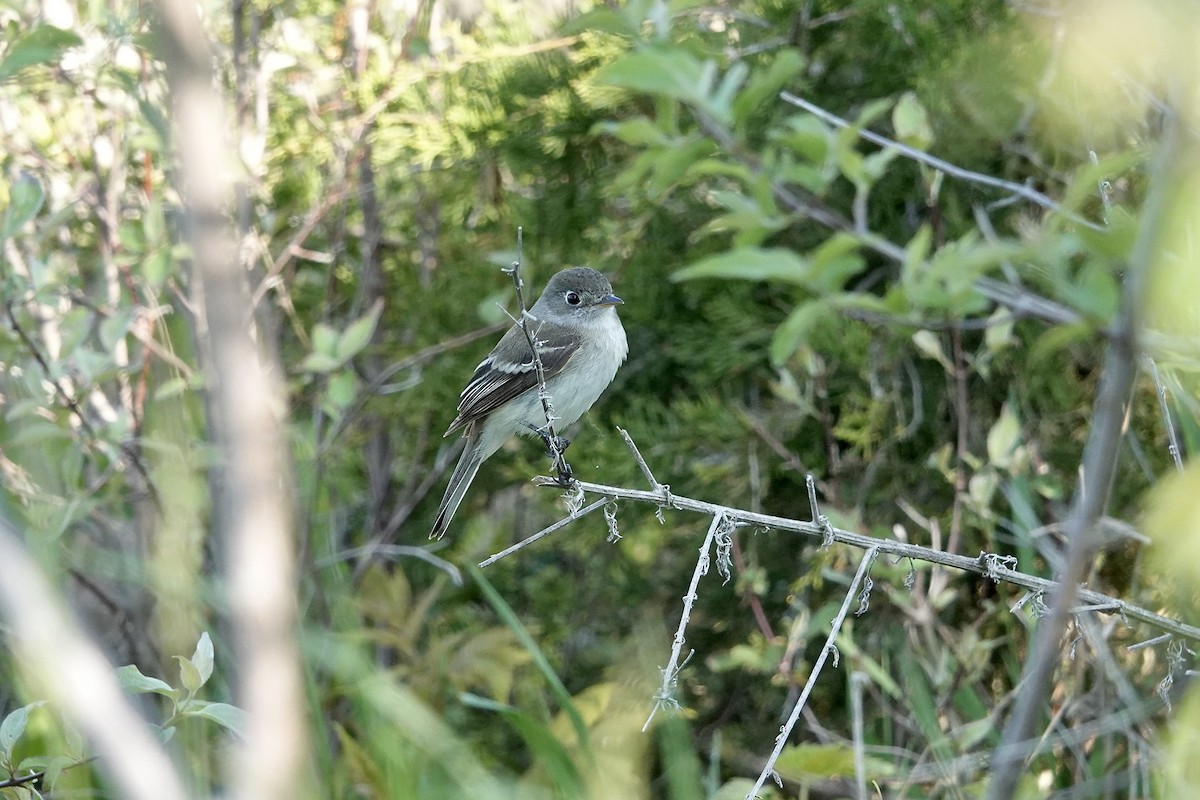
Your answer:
[502,227,574,486]
[479,430,1200,649]
[478,426,1195,795]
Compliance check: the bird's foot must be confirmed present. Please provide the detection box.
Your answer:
[527,424,571,457]
[527,424,575,485]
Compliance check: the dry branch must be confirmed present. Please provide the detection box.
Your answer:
[494,474,1200,651]
[746,547,879,800]
[154,0,308,798]
[982,105,1183,799]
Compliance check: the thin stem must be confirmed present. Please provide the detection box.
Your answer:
[745,547,879,800]
[1145,356,1184,471]
[477,497,609,568]
[780,92,1105,231]
[983,106,1183,800]
[643,513,726,732]
[503,228,573,484]
[529,475,1200,645]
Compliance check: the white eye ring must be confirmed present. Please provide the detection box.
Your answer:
[565,291,582,306]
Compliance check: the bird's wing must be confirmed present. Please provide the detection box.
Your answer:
[443,322,581,436]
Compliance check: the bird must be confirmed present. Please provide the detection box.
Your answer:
[430,267,628,539]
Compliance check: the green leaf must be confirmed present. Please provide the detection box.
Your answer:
[732,50,805,126]
[656,716,705,800]
[673,247,809,283]
[299,352,342,374]
[987,404,1021,469]
[142,248,173,287]
[594,49,709,106]
[176,654,203,696]
[99,308,136,353]
[854,97,894,129]
[1,702,43,761]
[835,140,865,185]
[1,173,45,240]
[190,632,215,687]
[335,299,382,362]
[770,300,829,366]
[808,233,865,292]
[862,148,897,182]
[984,307,1016,353]
[325,369,357,413]
[773,743,894,781]
[708,61,749,122]
[647,137,718,197]
[0,25,83,81]
[590,117,669,146]
[185,701,247,738]
[773,114,831,164]
[1060,148,1141,214]
[901,224,933,286]
[912,329,952,371]
[900,656,956,770]
[892,91,934,149]
[311,323,338,357]
[560,7,639,37]
[17,753,75,789]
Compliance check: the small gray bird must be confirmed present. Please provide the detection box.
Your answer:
[430,267,628,539]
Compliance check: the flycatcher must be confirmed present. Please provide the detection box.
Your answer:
[430,267,628,539]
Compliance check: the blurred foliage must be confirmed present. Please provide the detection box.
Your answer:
[1,0,1199,797]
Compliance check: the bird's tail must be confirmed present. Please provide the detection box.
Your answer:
[430,439,484,540]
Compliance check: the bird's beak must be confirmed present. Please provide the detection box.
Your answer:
[596,293,623,306]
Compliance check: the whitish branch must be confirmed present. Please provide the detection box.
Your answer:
[499,475,1200,647]
[502,228,574,485]
[643,513,728,732]
[154,0,307,798]
[983,105,1185,800]
[779,92,1105,231]
[746,547,879,800]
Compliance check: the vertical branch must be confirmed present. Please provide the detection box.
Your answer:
[745,547,879,800]
[346,0,393,539]
[850,671,869,800]
[983,109,1185,799]
[644,513,727,732]
[0,518,190,800]
[1146,356,1184,471]
[504,228,574,484]
[153,2,308,800]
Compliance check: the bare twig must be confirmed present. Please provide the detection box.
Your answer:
[317,544,463,586]
[779,92,1105,231]
[477,497,609,568]
[619,426,662,491]
[524,475,1200,646]
[745,547,879,800]
[806,474,834,546]
[644,513,728,732]
[850,672,869,800]
[983,107,1185,800]
[502,228,574,485]
[1145,355,1184,471]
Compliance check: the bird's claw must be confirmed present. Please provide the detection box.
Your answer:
[527,424,575,485]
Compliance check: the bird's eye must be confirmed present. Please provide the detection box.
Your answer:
[565,291,582,306]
